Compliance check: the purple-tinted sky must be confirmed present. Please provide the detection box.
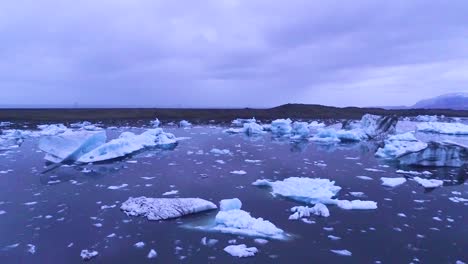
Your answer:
[1,0,467,107]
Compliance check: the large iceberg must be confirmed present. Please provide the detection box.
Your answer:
[211,199,287,240]
[120,197,217,220]
[270,119,293,135]
[398,140,467,167]
[38,130,107,163]
[416,122,468,135]
[77,129,177,163]
[375,132,428,159]
[225,122,264,135]
[291,122,310,139]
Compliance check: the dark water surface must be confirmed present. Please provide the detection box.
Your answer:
[0,126,466,263]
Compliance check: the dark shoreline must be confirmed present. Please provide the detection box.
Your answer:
[1,104,467,125]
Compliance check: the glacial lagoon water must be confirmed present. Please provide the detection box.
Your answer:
[0,125,467,263]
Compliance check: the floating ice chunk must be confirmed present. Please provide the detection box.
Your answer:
[308,121,326,129]
[291,122,310,138]
[310,128,366,143]
[210,148,231,155]
[77,129,177,163]
[417,122,468,135]
[375,132,428,159]
[162,190,179,196]
[179,120,192,128]
[270,119,293,135]
[230,170,247,175]
[147,249,157,259]
[413,177,444,188]
[37,124,68,136]
[356,176,373,180]
[396,170,432,176]
[254,238,269,245]
[27,244,36,254]
[252,177,341,204]
[80,249,98,260]
[449,197,468,203]
[415,115,439,122]
[121,197,217,221]
[212,199,286,240]
[108,184,128,190]
[0,129,26,150]
[309,128,341,143]
[381,177,407,187]
[38,130,107,163]
[334,200,377,210]
[220,198,242,211]
[398,141,467,167]
[201,237,219,247]
[134,242,145,248]
[150,118,161,127]
[330,249,352,256]
[224,244,258,258]
[232,118,257,127]
[245,159,262,163]
[289,203,330,220]
[225,122,264,135]
[0,210,6,215]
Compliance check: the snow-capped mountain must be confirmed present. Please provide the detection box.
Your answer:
[412,93,468,110]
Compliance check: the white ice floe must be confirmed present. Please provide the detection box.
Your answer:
[162,190,179,196]
[210,148,231,155]
[375,132,428,159]
[254,238,269,245]
[230,170,247,175]
[417,122,468,135]
[37,124,68,136]
[449,197,468,203]
[252,177,341,204]
[356,176,373,180]
[120,197,217,221]
[349,192,365,198]
[201,237,218,247]
[150,118,161,127]
[231,118,257,127]
[413,177,444,188]
[134,242,145,248]
[27,244,36,254]
[308,121,326,129]
[108,184,128,190]
[334,200,377,210]
[77,129,177,163]
[80,249,98,260]
[224,244,258,258]
[211,198,286,240]
[147,249,158,259]
[330,249,352,256]
[381,177,407,187]
[396,170,432,176]
[38,130,107,163]
[289,203,330,220]
[179,120,192,128]
[270,119,293,135]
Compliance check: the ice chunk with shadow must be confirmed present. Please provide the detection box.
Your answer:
[80,249,98,260]
[77,129,177,163]
[413,177,444,188]
[289,203,330,220]
[179,120,192,128]
[224,122,264,135]
[397,141,467,167]
[38,130,107,163]
[290,122,310,139]
[224,244,258,258]
[381,177,407,187]
[270,119,293,135]
[0,130,25,150]
[120,197,217,221]
[150,118,161,127]
[375,132,428,159]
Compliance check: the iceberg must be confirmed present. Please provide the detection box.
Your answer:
[120,197,217,221]
[270,119,293,135]
[231,118,257,127]
[179,120,192,127]
[375,132,428,159]
[341,114,398,140]
[69,121,102,131]
[413,177,444,188]
[289,203,330,220]
[308,121,326,129]
[77,129,177,163]
[252,177,341,204]
[225,122,264,135]
[417,122,468,135]
[37,124,68,136]
[212,199,286,240]
[224,244,258,258]
[398,140,467,167]
[291,122,310,138]
[38,130,107,163]
[0,130,25,150]
[150,118,161,127]
[381,177,407,187]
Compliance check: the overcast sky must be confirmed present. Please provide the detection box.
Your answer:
[1,0,467,108]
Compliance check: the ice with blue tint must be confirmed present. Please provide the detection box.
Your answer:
[417,122,468,135]
[375,132,428,159]
[38,130,107,163]
[224,244,258,258]
[289,203,330,220]
[291,121,310,139]
[78,129,177,163]
[37,124,69,136]
[224,122,264,135]
[211,199,287,240]
[270,119,293,135]
[120,197,217,221]
[150,118,161,127]
[398,140,467,167]
[179,120,192,127]
[0,130,26,150]
[231,118,257,127]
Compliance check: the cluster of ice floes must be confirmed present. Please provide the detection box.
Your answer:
[120,197,217,220]
[210,198,287,240]
[38,128,178,163]
[253,177,377,217]
[311,114,397,143]
[225,122,265,135]
[0,129,26,150]
[231,118,257,127]
[289,204,330,220]
[417,122,468,135]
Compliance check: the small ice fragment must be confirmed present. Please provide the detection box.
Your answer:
[328,235,341,240]
[201,237,218,247]
[134,242,145,248]
[381,177,407,187]
[162,190,179,196]
[80,249,98,260]
[330,249,352,256]
[254,238,268,245]
[220,198,242,211]
[224,244,258,258]
[108,184,128,190]
[413,177,443,188]
[147,249,158,259]
[27,244,36,254]
[230,170,247,175]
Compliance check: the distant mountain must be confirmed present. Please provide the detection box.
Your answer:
[412,93,468,110]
